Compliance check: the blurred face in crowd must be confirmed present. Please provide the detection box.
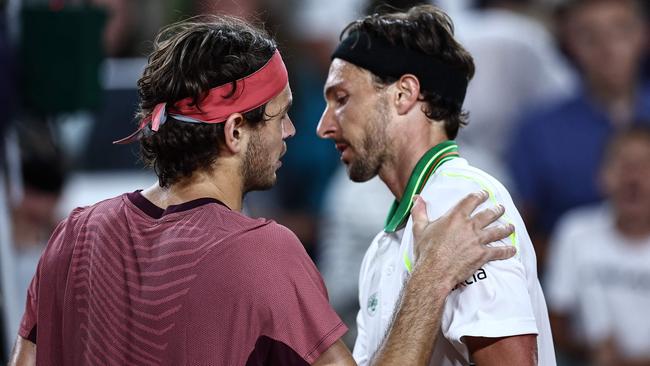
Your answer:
[601,132,650,224]
[242,84,295,192]
[563,0,646,93]
[317,59,395,182]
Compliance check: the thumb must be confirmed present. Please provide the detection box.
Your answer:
[410,195,429,241]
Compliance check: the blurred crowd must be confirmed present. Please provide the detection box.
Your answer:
[1,0,650,365]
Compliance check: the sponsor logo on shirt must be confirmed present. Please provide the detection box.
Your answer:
[367,292,379,317]
[452,268,487,291]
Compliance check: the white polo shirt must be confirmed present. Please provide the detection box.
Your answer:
[546,204,650,358]
[352,143,555,366]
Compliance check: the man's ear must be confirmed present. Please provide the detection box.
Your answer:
[223,113,247,154]
[394,74,421,115]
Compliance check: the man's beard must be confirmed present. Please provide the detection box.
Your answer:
[347,99,389,182]
[242,131,277,193]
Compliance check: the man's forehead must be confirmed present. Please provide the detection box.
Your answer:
[324,59,369,92]
[278,83,292,101]
[268,83,292,110]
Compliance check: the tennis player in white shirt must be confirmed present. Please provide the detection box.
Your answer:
[317,5,555,366]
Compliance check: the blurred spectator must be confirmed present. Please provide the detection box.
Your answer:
[443,0,576,185]
[10,122,67,303]
[317,168,393,347]
[0,1,12,157]
[1,3,15,358]
[545,125,650,366]
[508,0,649,267]
[1,120,66,361]
[91,0,132,57]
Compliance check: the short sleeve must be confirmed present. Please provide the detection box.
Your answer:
[418,177,538,353]
[18,266,39,342]
[18,217,70,343]
[442,259,539,345]
[241,224,348,364]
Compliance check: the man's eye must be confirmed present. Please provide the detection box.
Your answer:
[336,95,349,105]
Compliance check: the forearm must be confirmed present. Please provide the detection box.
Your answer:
[8,336,36,366]
[371,258,453,365]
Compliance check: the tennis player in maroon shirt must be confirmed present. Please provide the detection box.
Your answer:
[9,16,515,365]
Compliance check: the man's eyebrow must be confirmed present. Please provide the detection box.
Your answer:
[324,82,343,99]
[324,84,332,96]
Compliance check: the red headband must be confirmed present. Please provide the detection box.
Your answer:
[114,50,288,144]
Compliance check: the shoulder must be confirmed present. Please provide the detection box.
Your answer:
[52,194,126,236]
[37,196,125,270]
[193,220,320,299]
[429,159,504,191]
[420,159,525,251]
[237,220,303,251]
[224,221,313,276]
[62,194,129,226]
[423,159,512,213]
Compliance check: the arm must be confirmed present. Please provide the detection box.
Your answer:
[8,336,36,366]
[466,335,538,366]
[314,340,356,366]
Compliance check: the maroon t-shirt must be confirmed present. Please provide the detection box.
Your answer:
[19,192,346,365]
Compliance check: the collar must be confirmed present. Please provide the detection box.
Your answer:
[127,190,229,219]
[384,140,459,233]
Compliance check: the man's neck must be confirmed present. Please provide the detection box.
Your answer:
[142,167,244,212]
[379,131,448,201]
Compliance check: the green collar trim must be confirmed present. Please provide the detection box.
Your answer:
[384,140,459,233]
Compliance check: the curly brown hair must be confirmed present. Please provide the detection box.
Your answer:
[136,15,277,187]
[340,5,475,139]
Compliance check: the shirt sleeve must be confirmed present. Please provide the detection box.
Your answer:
[17,215,73,343]
[419,178,538,355]
[442,258,539,344]
[18,265,39,342]
[242,223,348,364]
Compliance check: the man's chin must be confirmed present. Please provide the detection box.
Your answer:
[346,165,376,183]
[244,175,277,194]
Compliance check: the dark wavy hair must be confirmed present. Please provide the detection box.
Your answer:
[340,5,475,139]
[136,15,277,187]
